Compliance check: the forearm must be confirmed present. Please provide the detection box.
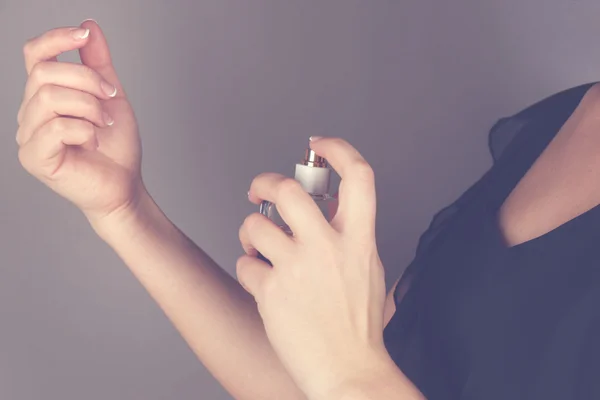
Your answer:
[90,191,305,400]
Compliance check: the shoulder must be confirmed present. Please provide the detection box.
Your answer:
[510,82,599,121]
[489,82,599,162]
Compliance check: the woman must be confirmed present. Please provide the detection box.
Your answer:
[15,20,600,400]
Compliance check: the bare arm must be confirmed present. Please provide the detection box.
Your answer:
[93,191,405,400]
[95,190,410,400]
[93,191,307,400]
[16,21,306,400]
[17,22,405,400]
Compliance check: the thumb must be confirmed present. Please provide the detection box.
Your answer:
[78,19,126,98]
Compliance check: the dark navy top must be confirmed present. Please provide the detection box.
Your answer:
[382,82,600,400]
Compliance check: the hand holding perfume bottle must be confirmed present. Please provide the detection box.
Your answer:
[238,137,407,400]
[255,146,337,265]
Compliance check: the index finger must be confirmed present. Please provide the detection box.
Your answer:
[308,137,377,236]
[23,25,91,74]
[248,172,334,240]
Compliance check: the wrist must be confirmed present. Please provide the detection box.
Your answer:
[323,349,423,400]
[85,183,163,245]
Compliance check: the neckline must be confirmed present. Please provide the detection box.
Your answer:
[488,199,600,253]
[484,83,600,254]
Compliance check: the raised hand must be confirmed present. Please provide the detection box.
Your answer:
[17,20,144,226]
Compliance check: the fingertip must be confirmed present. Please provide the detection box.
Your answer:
[80,18,98,26]
[309,136,335,160]
[102,111,115,127]
[70,27,90,41]
[308,136,325,152]
[246,190,262,205]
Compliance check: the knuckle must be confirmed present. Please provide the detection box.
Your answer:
[251,172,278,187]
[36,84,55,103]
[15,127,23,145]
[17,147,33,173]
[352,160,375,182]
[29,62,49,84]
[235,256,245,276]
[329,137,348,147]
[238,222,246,242]
[74,92,103,119]
[80,119,95,134]
[235,263,249,292]
[82,92,101,111]
[277,178,303,199]
[48,117,70,134]
[22,39,35,58]
[243,212,264,232]
[254,171,275,180]
[235,257,251,285]
[75,63,98,83]
[49,118,94,139]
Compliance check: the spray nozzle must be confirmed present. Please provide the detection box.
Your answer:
[302,149,327,168]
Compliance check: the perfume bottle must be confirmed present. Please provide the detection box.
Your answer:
[257,147,336,266]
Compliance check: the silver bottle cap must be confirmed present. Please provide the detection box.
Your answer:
[302,149,327,168]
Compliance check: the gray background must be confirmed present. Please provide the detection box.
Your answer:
[1,1,600,399]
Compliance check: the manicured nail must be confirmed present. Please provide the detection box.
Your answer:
[81,18,98,24]
[71,28,90,40]
[101,80,117,97]
[309,136,323,142]
[103,111,114,126]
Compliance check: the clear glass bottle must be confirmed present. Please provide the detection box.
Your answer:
[257,147,336,266]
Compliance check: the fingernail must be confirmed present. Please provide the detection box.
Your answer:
[309,136,323,142]
[103,111,114,126]
[81,18,98,24]
[247,191,251,198]
[101,80,117,97]
[71,28,90,40]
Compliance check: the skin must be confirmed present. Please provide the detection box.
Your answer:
[16,20,417,400]
[239,137,424,399]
